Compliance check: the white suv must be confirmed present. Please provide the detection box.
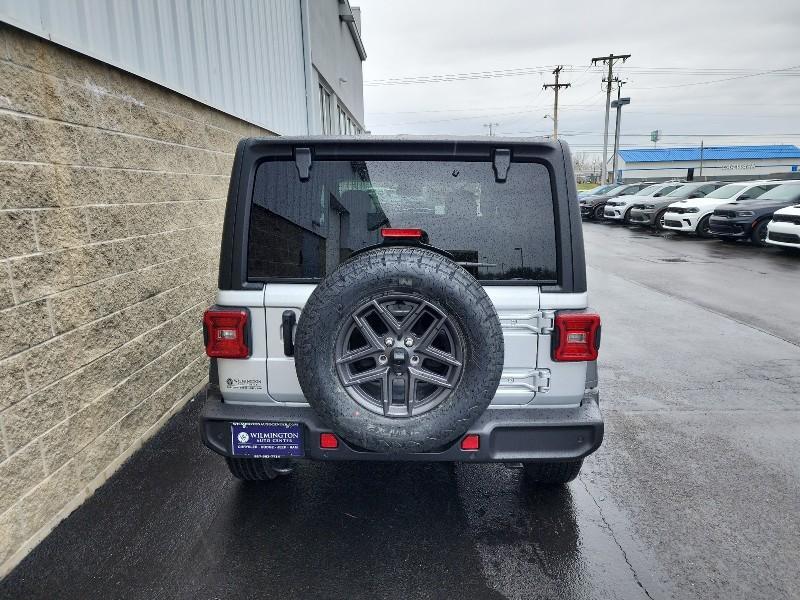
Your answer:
[603,182,683,223]
[766,203,800,249]
[662,181,779,237]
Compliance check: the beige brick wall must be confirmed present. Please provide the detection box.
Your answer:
[0,24,273,574]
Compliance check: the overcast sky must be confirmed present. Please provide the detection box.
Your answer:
[355,0,800,158]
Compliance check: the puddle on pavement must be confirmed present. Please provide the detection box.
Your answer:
[640,256,714,264]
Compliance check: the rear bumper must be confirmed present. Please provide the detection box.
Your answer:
[200,386,604,463]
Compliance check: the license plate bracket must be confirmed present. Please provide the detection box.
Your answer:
[230,422,304,458]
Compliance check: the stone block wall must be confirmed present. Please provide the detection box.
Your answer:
[0,23,272,574]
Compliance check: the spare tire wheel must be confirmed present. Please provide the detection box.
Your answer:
[294,246,504,453]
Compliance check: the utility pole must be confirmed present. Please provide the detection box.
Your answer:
[483,122,499,136]
[542,66,570,139]
[591,52,631,183]
[609,78,627,182]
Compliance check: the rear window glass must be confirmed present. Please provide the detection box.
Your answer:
[248,160,557,283]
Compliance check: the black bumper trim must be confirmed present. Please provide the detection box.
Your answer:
[200,386,604,463]
[709,219,750,238]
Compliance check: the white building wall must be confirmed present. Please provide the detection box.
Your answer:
[309,0,365,133]
[0,0,310,135]
[620,157,800,180]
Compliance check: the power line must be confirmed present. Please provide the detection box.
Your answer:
[368,103,535,115]
[568,64,594,89]
[365,64,800,86]
[366,102,800,120]
[374,109,537,127]
[365,65,557,86]
[628,64,800,90]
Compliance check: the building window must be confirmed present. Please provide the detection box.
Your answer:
[329,97,360,136]
[319,85,332,134]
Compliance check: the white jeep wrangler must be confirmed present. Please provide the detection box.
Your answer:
[201,137,603,485]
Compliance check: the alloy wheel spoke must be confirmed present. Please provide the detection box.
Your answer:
[402,303,433,333]
[417,344,462,367]
[408,366,452,389]
[342,365,390,387]
[415,314,448,348]
[336,344,382,365]
[405,375,417,416]
[381,371,392,415]
[370,300,404,334]
[352,314,385,350]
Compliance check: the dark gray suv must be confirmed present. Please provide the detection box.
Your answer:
[628,182,725,230]
[579,182,653,220]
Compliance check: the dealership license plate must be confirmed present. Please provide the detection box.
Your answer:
[230,422,304,458]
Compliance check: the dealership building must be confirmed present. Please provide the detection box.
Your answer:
[0,0,365,575]
[617,145,800,181]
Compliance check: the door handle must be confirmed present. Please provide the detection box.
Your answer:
[281,310,296,356]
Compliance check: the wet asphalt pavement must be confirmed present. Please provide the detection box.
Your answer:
[3,222,800,600]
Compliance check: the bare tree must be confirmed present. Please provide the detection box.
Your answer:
[572,152,589,173]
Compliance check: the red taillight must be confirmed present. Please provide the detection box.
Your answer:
[460,434,480,451]
[552,312,601,362]
[320,433,339,449]
[381,227,425,240]
[203,307,250,359]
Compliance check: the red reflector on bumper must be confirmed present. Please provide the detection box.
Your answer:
[460,434,480,451]
[320,433,339,449]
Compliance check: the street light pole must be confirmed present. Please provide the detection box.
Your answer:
[699,140,705,178]
[610,96,630,183]
[543,114,554,139]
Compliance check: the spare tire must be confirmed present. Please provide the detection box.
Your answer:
[294,246,504,453]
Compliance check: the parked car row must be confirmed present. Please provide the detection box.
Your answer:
[579,180,800,248]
